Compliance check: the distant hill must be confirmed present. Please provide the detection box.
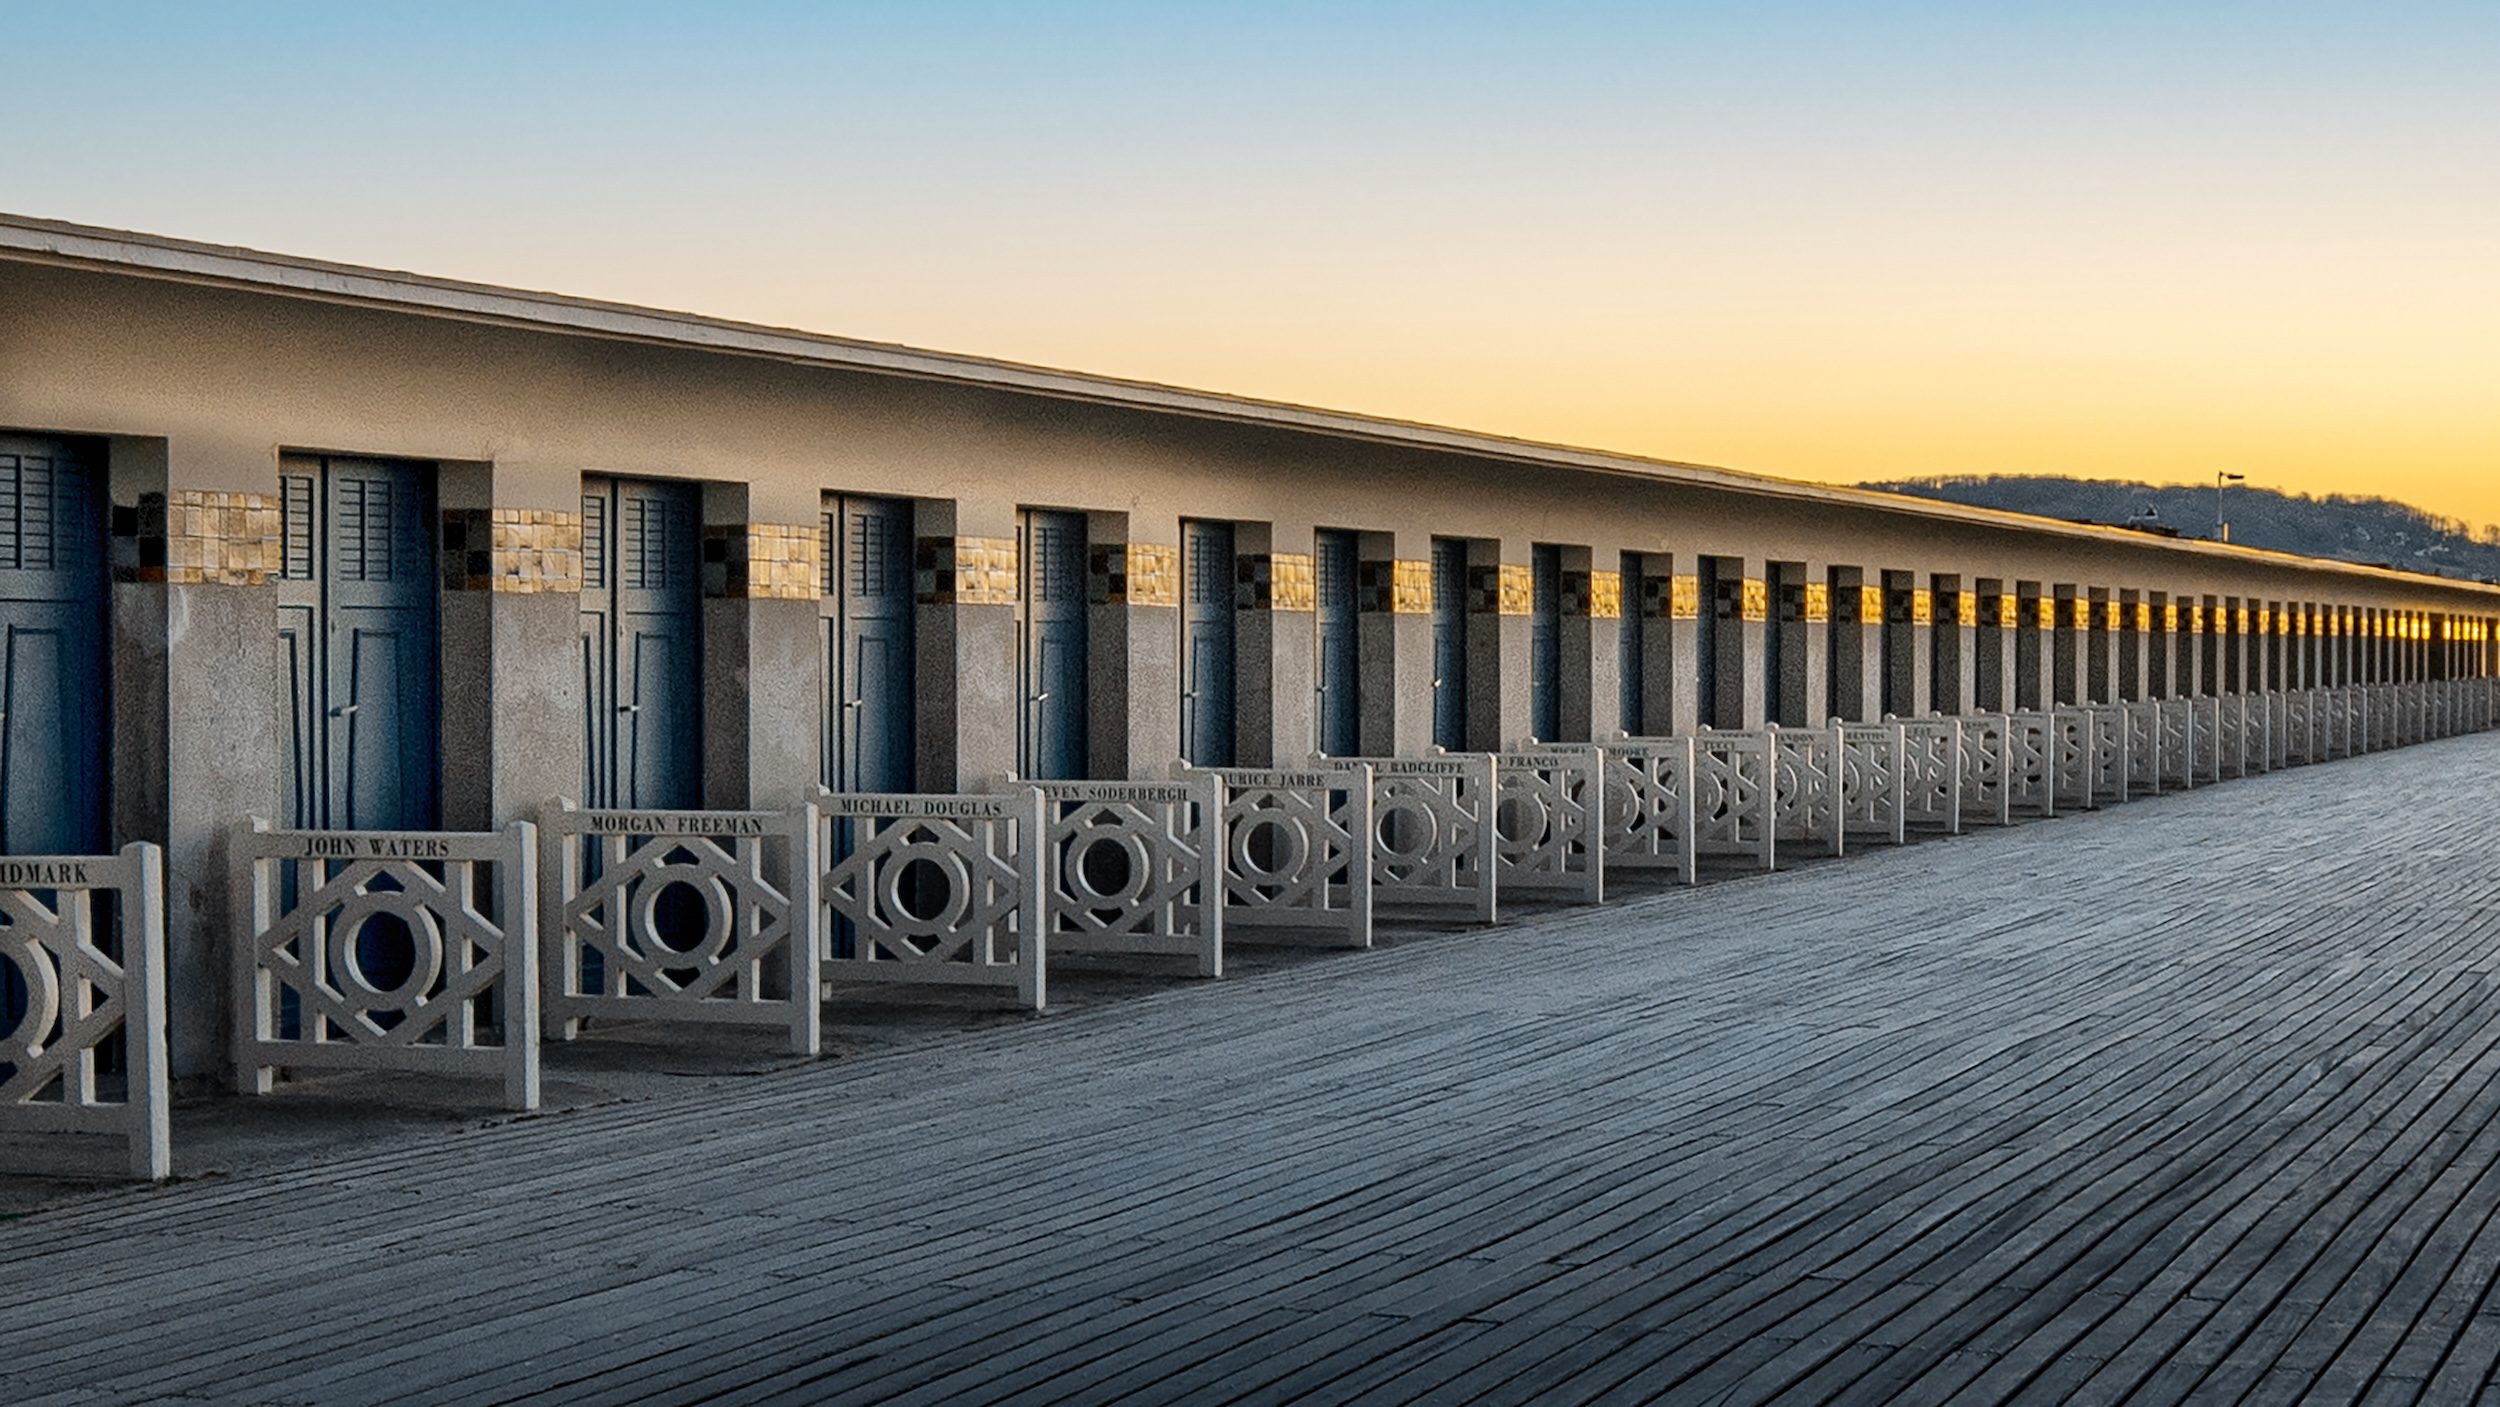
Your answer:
[1861,475,2500,584]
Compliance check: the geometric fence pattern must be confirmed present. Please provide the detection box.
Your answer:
[233,821,539,1111]
[1183,766,1373,949]
[1327,754,1499,923]
[1493,749,1603,905]
[1591,738,1699,884]
[818,791,1047,1010]
[0,844,169,1181]
[541,803,820,1056]
[1036,777,1224,978]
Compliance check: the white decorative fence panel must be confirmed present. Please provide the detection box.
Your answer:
[2285,692,2317,766]
[543,803,820,1054]
[0,845,169,1181]
[2123,703,2161,797]
[1184,766,1372,948]
[1692,732,1776,871]
[1771,726,1844,858]
[1956,716,2014,827]
[2158,699,2197,790]
[2050,710,2099,812]
[1898,718,1963,834]
[2267,692,2292,770]
[2218,695,2250,777]
[2088,705,2130,805]
[2003,712,2057,818]
[1036,776,1224,977]
[819,791,1046,1009]
[2249,693,2276,773]
[1494,749,1604,905]
[1327,754,1498,922]
[1837,722,1907,847]
[1594,738,1699,884]
[234,822,539,1111]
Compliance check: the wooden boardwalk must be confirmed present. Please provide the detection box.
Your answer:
[8,735,2500,1405]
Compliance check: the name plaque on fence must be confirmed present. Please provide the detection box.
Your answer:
[1368,759,1468,777]
[1035,782,1195,804]
[821,794,1016,820]
[1214,770,1333,789]
[578,810,776,836]
[0,858,111,887]
[250,832,494,861]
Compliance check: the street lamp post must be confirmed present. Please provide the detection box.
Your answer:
[2215,472,2246,542]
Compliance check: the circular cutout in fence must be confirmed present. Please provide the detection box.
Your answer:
[1496,792,1551,848]
[350,912,421,993]
[895,857,956,924]
[880,843,973,933]
[1,940,56,1052]
[1374,798,1441,861]
[1233,816,1307,882]
[325,895,445,1011]
[1068,830,1148,905]
[648,880,714,956]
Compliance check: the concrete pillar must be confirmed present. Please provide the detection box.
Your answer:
[1669,558,1701,735]
[1246,522,1313,767]
[1369,531,1430,757]
[1767,560,1817,727]
[1589,555,1626,740]
[1973,580,2012,712]
[1729,555,1769,729]
[1479,538,1529,750]
[1795,562,1832,724]
[1091,509,1178,780]
[710,477,822,812]
[2084,589,2114,704]
[924,501,1018,789]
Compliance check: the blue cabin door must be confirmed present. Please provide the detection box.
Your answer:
[1314,529,1359,756]
[582,477,702,810]
[1530,545,1562,743]
[825,496,917,793]
[1181,520,1235,767]
[1431,538,1468,751]
[1018,509,1088,780]
[0,434,106,855]
[277,455,441,832]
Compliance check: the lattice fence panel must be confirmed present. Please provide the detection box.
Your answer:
[2050,709,2100,811]
[2217,695,2250,777]
[1183,766,1371,948]
[819,791,1045,1009]
[1899,718,1962,833]
[1836,723,1905,846]
[1037,776,1224,977]
[2285,692,2316,766]
[1323,754,1498,922]
[1693,732,1776,871]
[543,803,819,1053]
[1595,738,1698,883]
[1956,716,2013,827]
[234,822,538,1111]
[2191,697,2224,783]
[1493,749,1603,905]
[2123,703,2161,796]
[2088,705,2130,805]
[1770,726,1842,858]
[0,845,168,1181]
[2158,699,2197,790]
[2003,712,2057,818]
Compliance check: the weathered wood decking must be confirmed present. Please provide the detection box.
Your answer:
[7,734,2500,1404]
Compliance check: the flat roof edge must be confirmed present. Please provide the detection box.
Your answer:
[4,211,2494,599]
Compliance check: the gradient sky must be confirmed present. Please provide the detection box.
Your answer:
[6,2,2495,526]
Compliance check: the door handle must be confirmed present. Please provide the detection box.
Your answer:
[1033,692,1051,703]
[330,704,359,718]
[618,703,641,714]
[843,699,865,711]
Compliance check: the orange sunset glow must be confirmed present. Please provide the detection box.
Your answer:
[7,3,2492,524]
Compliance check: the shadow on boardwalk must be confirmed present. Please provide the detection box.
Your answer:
[7,734,2500,1405]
